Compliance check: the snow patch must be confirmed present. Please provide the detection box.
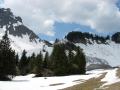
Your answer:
[101,68,120,86]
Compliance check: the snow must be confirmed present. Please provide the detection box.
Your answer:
[76,41,120,66]
[0,70,103,90]
[0,68,120,90]
[101,68,120,86]
[0,27,53,57]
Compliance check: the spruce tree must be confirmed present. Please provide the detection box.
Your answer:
[0,31,16,80]
[28,53,36,73]
[18,50,29,75]
[34,51,43,76]
[15,54,19,65]
[74,47,86,74]
[68,50,75,74]
[50,44,68,76]
[43,52,49,69]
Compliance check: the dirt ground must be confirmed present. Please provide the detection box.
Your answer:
[61,68,120,90]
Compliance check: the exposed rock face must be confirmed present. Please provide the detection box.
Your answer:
[0,8,38,42]
[86,56,111,70]
[0,8,52,55]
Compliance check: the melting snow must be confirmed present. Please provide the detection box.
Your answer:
[0,69,117,90]
[101,68,120,86]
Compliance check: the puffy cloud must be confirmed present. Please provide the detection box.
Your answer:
[2,0,120,36]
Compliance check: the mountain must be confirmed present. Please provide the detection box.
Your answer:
[66,31,120,67]
[0,8,52,56]
[0,8,38,41]
[0,8,119,69]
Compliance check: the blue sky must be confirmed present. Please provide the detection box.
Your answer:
[40,0,120,41]
[39,22,96,41]
[39,22,114,41]
[1,0,120,41]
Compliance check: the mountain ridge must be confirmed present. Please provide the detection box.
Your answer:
[0,8,52,56]
[0,8,120,67]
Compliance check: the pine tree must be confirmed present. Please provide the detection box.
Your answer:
[50,44,68,75]
[34,51,43,76]
[15,54,19,65]
[18,50,29,75]
[67,50,75,74]
[74,47,86,74]
[0,31,16,80]
[28,53,36,73]
[43,52,49,69]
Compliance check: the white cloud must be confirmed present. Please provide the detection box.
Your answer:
[2,0,120,36]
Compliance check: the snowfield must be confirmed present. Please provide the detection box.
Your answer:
[0,68,120,90]
[76,41,120,66]
[0,29,53,57]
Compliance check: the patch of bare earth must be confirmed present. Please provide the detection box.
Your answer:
[61,68,120,90]
[102,68,120,90]
[116,68,120,78]
[102,82,120,90]
[61,73,106,90]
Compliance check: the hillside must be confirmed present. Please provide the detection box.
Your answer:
[66,31,120,67]
[0,8,120,68]
[0,8,52,56]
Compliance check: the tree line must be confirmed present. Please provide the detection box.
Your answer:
[66,31,110,44]
[0,32,86,80]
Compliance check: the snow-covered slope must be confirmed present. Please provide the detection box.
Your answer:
[65,31,120,67]
[0,28,52,56]
[0,8,53,56]
[76,41,120,66]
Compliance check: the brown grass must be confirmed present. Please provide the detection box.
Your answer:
[61,68,120,90]
[103,82,120,90]
[116,68,120,78]
[102,68,120,90]
[61,73,106,90]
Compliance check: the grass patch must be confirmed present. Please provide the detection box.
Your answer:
[103,82,120,90]
[61,73,106,90]
[116,68,120,78]
[102,68,120,90]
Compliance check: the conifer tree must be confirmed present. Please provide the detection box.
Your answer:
[43,52,49,69]
[67,50,75,74]
[50,44,68,75]
[34,51,43,76]
[74,47,86,74]
[0,31,16,80]
[15,54,19,65]
[18,50,28,75]
[29,53,36,73]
